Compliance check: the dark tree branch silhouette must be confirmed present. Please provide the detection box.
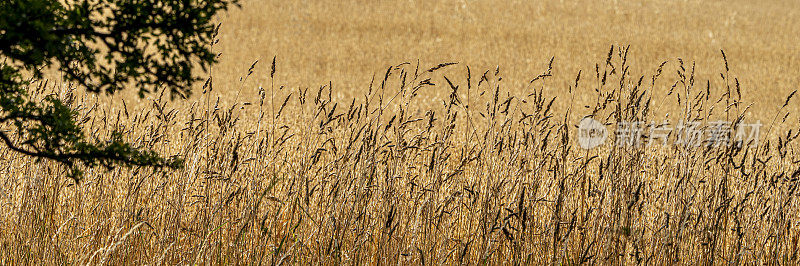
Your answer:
[0,0,239,181]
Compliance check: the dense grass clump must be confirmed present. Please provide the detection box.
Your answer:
[1,44,799,264]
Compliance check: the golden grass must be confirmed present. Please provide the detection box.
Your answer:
[2,0,800,264]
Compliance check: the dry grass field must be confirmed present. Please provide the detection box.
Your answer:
[2,0,800,264]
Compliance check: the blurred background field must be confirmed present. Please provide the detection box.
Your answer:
[206,0,799,117]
